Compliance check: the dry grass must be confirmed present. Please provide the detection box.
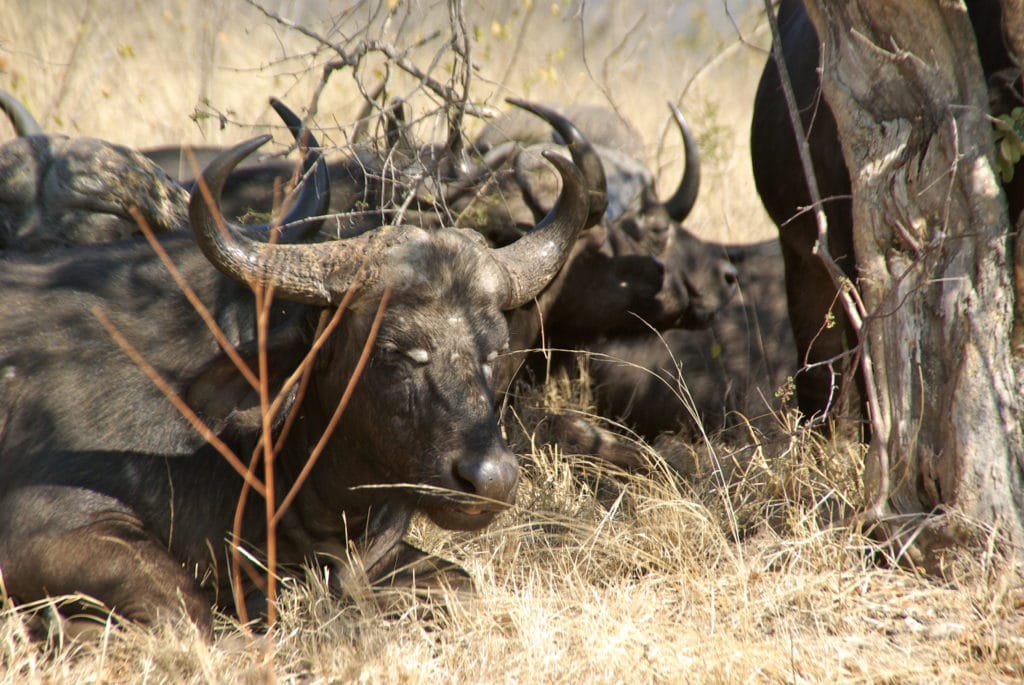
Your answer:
[3,422,1022,683]
[3,1,1024,682]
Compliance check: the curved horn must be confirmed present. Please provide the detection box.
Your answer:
[0,90,43,137]
[263,97,330,242]
[490,150,590,309]
[660,102,700,223]
[506,97,608,228]
[190,136,375,306]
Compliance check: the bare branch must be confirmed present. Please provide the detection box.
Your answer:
[273,285,391,526]
[244,0,495,119]
[129,207,260,390]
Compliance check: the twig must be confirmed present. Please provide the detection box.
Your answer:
[129,207,260,390]
[444,0,472,168]
[273,286,390,526]
[244,0,493,118]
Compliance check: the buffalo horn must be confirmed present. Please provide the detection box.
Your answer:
[261,97,330,242]
[658,102,700,223]
[0,90,43,137]
[190,135,365,306]
[490,150,590,309]
[506,97,608,228]
[192,139,587,309]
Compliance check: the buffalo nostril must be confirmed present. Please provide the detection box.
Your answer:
[721,263,739,287]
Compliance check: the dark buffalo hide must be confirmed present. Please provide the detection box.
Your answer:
[0,98,325,252]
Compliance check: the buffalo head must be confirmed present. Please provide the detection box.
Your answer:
[481,101,738,343]
[188,135,591,525]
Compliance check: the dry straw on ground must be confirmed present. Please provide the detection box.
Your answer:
[2,1,1023,682]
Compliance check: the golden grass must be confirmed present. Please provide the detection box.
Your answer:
[3,420,1022,682]
[2,1,1023,681]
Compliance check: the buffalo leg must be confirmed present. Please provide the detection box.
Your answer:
[0,491,211,632]
[779,218,863,433]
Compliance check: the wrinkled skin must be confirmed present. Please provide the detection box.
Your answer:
[0,138,587,633]
[750,0,1024,427]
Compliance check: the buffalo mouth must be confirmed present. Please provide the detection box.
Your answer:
[420,495,512,532]
[673,300,723,329]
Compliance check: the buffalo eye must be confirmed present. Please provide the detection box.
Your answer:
[405,348,430,365]
[377,342,429,367]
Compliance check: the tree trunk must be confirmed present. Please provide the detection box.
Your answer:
[801,0,1024,570]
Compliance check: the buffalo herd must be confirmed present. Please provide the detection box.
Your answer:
[1,0,1018,635]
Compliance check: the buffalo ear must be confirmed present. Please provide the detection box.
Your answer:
[185,326,310,435]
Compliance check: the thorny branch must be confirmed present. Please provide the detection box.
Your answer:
[244,0,496,122]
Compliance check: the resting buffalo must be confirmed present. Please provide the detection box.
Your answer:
[0,128,590,631]
[750,0,1024,426]
[465,100,795,458]
[587,239,794,443]
[0,97,325,251]
[473,101,739,346]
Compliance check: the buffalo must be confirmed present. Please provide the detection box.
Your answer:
[0,97,326,251]
[473,102,791,449]
[0,124,591,632]
[750,0,1023,427]
[472,100,739,347]
[370,99,782,450]
[587,239,794,444]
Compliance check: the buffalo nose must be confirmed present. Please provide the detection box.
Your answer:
[455,449,519,505]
